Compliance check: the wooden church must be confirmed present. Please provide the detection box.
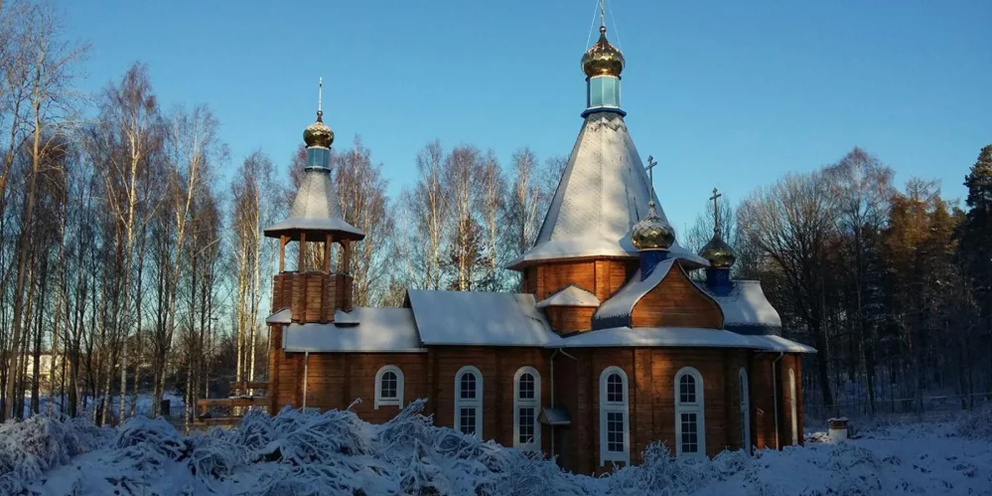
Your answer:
[260,17,815,475]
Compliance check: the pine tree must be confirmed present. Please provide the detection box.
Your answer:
[959,144,992,393]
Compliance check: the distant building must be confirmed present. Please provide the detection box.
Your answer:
[262,17,814,474]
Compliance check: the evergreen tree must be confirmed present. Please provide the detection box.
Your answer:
[958,144,992,392]
[959,145,992,283]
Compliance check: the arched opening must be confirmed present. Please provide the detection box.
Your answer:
[675,366,706,458]
[599,366,629,466]
[513,366,541,450]
[374,365,404,409]
[789,367,798,445]
[739,367,750,453]
[455,365,483,439]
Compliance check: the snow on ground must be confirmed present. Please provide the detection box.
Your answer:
[2,401,991,496]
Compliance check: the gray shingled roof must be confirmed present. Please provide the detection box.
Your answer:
[697,280,783,335]
[282,307,424,353]
[264,168,365,239]
[508,112,706,269]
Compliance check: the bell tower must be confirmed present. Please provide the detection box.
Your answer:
[264,79,366,322]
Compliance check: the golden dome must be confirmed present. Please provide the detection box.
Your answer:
[631,201,675,250]
[303,110,334,148]
[699,231,737,268]
[582,26,625,78]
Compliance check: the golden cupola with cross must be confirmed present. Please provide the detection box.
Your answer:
[264,79,364,324]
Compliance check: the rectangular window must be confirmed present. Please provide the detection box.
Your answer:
[381,374,397,399]
[519,378,534,400]
[517,407,535,444]
[681,412,698,453]
[459,407,477,435]
[607,377,623,403]
[606,411,625,453]
[460,374,476,399]
[680,378,697,404]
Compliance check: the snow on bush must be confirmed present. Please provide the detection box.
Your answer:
[955,403,992,440]
[0,415,109,494]
[3,400,992,495]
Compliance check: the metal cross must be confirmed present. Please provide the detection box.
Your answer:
[318,77,323,113]
[599,0,606,27]
[645,155,658,194]
[710,187,722,233]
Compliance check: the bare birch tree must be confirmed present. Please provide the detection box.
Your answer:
[2,1,85,420]
[333,137,394,305]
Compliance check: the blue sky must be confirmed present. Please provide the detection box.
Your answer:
[59,0,991,231]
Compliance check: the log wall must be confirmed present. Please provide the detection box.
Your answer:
[545,306,596,333]
[524,258,637,303]
[266,337,806,475]
[630,265,723,329]
[271,272,354,322]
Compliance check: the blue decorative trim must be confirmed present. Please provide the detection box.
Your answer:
[581,106,627,118]
[640,250,669,280]
[705,268,733,296]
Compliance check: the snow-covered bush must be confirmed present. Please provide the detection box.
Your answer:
[4,401,991,495]
[0,415,110,494]
[955,403,992,440]
[606,443,732,496]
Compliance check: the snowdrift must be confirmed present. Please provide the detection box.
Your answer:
[2,400,991,496]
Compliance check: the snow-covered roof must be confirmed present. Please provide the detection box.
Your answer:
[744,335,817,353]
[508,112,707,269]
[282,307,425,353]
[264,168,365,239]
[536,284,601,308]
[592,259,703,329]
[265,308,364,326]
[539,407,572,426]
[407,290,558,346]
[265,308,291,324]
[699,280,782,334]
[334,309,362,325]
[556,326,753,348]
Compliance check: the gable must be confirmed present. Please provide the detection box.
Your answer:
[631,264,723,329]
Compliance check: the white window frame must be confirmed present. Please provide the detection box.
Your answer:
[374,365,404,409]
[513,366,542,451]
[739,367,751,453]
[454,365,483,439]
[599,366,630,466]
[675,366,706,458]
[789,367,798,445]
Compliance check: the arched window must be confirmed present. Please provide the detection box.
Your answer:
[675,366,706,458]
[599,366,630,466]
[455,366,483,439]
[739,368,750,453]
[789,368,798,445]
[374,365,404,409]
[513,367,541,451]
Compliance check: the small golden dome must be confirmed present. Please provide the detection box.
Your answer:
[631,201,675,250]
[699,231,737,268]
[582,26,625,78]
[303,111,334,148]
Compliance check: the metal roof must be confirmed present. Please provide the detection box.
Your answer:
[508,112,706,269]
[264,168,365,240]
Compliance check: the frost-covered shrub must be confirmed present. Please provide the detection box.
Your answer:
[606,443,717,496]
[955,404,992,440]
[267,405,372,464]
[186,431,250,487]
[0,415,110,495]
[113,415,190,480]
[0,415,109,482]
